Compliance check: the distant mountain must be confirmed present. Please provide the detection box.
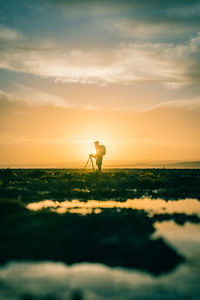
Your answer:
[165,161,200,168]
[105,161,200,169]
[0,161,199,169]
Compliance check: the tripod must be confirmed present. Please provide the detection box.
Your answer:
[83,154,95,172]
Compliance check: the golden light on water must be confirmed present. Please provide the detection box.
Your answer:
[26,198,200,216]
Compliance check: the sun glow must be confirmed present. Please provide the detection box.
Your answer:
[92,148,96,156]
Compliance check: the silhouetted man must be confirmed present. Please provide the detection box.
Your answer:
[93,141,106,172]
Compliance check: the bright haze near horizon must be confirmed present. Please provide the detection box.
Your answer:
[0,0,200,167]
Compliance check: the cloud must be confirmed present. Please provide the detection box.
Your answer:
[0,87,71,108]
[150,98,200,111]
[113,97,200,113]
[49,0,200,9]
[1,86,199,112]
[0,25,22,40]
[0,24,200,87]
[111,18,199,42]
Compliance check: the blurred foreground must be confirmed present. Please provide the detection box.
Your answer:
[0,169,199,299]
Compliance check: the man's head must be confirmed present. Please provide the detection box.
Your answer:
[94,141,99,146]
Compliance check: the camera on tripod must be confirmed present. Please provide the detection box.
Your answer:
[83,154,95,172]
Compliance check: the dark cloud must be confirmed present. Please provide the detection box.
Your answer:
[48,0,200,7]
[47,0,200,44]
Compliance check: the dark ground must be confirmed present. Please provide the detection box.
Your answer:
[0,168,199,277]
[1,168,200,201]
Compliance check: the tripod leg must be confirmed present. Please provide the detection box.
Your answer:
[90,156,95,171]
[83,158,90,172]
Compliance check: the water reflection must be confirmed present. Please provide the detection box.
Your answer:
[26,198,200,216]
[1,199,184,275]
[154,221,200,257]
[0,223,200,300]
[0,221,200,300]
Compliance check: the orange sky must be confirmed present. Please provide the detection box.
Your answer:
[0,100,199,166]
[0,1,200,167]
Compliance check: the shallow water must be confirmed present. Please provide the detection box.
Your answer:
[26,198,200,216]
[1,169,200,298]
[0,221,200,300]
[1,196,200,299]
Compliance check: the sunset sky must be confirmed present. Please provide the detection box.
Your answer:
[0,0,200,167]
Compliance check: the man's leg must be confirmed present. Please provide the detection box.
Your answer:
[96,156,102,172]
[98,164,102,172]
[99,157,103,172]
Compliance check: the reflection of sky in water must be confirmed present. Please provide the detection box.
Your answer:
[26,198,200,216]
[154,221,200,258]
[0,222,200,300]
